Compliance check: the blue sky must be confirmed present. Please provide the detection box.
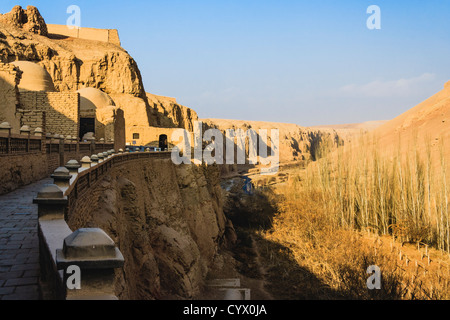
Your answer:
[1,1,450,126]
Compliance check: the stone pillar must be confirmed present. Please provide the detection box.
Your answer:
[20,125,31,137]
[58,135,65,166]
[0,122,12,154]
[34,127,43,137]
[45,133,52,153]
[56,228,124,300]
[99,138,105,153]
[90,139,96,155]
[90,154,99,165]
[97,153,105,163]
[52,134,59,144]
[20,125,31,152]
[51,167,72,190]
[0,122,12,135]
[81,156,92,169]
[65,160,81,176]
[33,184,68,219]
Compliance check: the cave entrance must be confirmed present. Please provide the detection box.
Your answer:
[80,118,95,141]
[159,134,168,150]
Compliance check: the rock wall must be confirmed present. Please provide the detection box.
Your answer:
[0,62,21,131]
[0,6,48,36]
[0,152,48,195]
[66,158,231,300]
[147,94,199,131]
[0,6,148,126]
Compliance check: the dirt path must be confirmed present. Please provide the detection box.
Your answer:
[249,234,274,300]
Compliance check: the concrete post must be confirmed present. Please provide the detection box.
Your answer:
[20,125,31,152]
[0,122,11,135]
[81,156,92,169]
[52,134,60,144]
[34,127,43,137]
[90,154,99,165]
[20,125,31,137]
[0,122,12,154]
[51,167,72,190]
[65,160,81,176]
[56,228,124,300]
[65,136,72,152]
[90,139,96,155]
[97,152,105,163]
[33,184,68,219]
[59,136,65,166]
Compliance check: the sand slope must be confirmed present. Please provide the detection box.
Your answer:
[372,81,450,162]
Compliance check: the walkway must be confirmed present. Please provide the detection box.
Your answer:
[0,178,52,300]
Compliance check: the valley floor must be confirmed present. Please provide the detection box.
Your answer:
[215,163,450,300]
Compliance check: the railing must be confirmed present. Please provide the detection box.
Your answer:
[35,149,172,300]
[0,132,43,155]
[45,141,114,154]
[78,142,91,152]
[66,151,171,217]
[0,131,114,157]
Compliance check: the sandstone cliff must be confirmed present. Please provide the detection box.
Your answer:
[0,5,48,36]
[0,6,202,132]
[0,5,153,128]
[147,93,198,131]
[201,118,341,166]
[67,158,231,299]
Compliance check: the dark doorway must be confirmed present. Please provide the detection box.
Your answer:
[159,134,168,150]
[80,118,95,141]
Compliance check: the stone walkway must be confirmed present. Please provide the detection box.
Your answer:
[0,178,52,300]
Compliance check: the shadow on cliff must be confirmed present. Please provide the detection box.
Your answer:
[224,187,357,300]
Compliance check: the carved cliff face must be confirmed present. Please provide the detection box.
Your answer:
[0,7,199,131]
[66,159,229,299]
[0,7,147,127]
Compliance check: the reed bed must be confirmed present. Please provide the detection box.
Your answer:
[303,133,450,253]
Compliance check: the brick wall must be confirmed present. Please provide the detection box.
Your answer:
[20,110,45,131]
[20,92,80,137]
[47,24,121,46]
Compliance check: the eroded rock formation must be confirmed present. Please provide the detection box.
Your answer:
[147,94,198,131]
[0,6,48,36]
[67,159,231,299]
